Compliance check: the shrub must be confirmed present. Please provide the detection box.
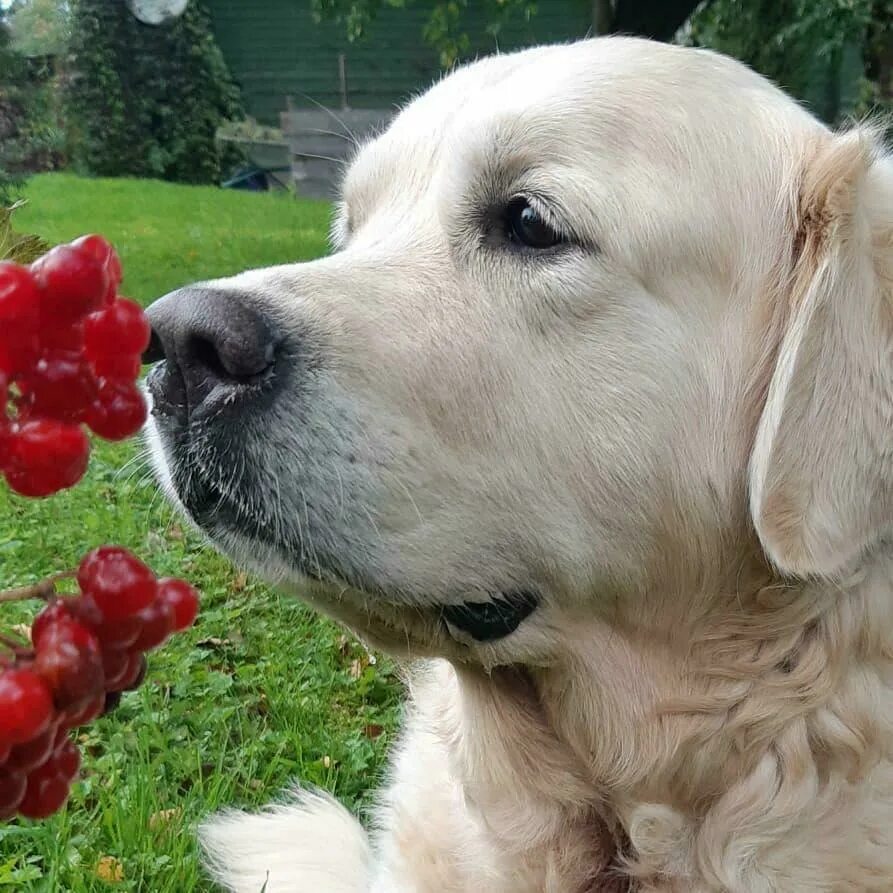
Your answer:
[66,0,243,184]
[0,25,30,204]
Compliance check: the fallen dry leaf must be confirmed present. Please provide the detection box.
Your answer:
[348,653,373,679]
[95,855,124,882]
[322,755,332,769]
[232,572,248,592]
[363,724,385,740]
[149,807,182,831]
[196,637,231,650]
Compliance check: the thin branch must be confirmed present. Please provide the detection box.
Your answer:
[0,571,74,605]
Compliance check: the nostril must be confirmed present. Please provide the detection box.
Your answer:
[189,336,230,381]
[186,333,278,383]
[143,329,166,365]
[144,286,281,413]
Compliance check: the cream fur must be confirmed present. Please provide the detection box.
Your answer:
[145,37,893,892]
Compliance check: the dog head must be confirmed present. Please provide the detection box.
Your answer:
[145,37,893,666]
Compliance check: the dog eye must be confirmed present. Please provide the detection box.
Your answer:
[504,197,563,249]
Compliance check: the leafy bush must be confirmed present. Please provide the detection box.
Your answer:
[0,202,50,265]
[682,0,891,127]
[0,26,30,205]
[311,0,538,68]
[66,0,243,184]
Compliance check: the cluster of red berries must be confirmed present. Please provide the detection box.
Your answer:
[0,231,200,821]
[0,235,149,497]
[0,547,199,820]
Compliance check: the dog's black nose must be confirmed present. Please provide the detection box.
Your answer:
[144,287,280,415]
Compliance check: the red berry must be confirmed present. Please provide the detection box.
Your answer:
[70,235,121,302]
[32,245,109,326]
[18,350,98,423]
[52,724,70,752]
[116,653,146,693]
[70,234,114,266]
[101,690,122,717]
[3,419,90,497]
[70,593,142,650]
[0,668,54,745]
[0,375,12,472]
[84,298,150,365]
[0,741,10,765]
[0,262,40,375]
[77,546,157,621]
[55,739,80,782]
[101,649,131,691]
[18,758,70,819]
[39,319,85,352]
[62,693,103,728]
[31,600,74,650]
[102,651,146,694]
[6,724,57,773]
[89,351,141,382]
[132,598,174,651]
[157,578,200,632]
[108,254,123,290]
[0,769,26,819]
[34,621,104,710]
[86,379,147,441]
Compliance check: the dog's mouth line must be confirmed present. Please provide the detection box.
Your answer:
[155,438,541,644]
[440,591,540,641]
[218,518,541,644]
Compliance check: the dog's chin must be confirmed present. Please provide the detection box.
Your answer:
[202,521,542,662]
[146,420,542,662]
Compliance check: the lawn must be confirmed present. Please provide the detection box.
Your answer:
[0,175,402,892]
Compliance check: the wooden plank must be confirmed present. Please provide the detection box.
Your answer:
[281,108,393,133]
[206,0,591,124]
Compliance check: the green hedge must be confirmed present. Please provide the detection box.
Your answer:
[67,0,243,184]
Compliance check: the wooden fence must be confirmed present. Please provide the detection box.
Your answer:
[280,107,393,199]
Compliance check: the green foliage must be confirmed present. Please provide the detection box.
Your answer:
[0,25,30,204]
[683,0,890,125]
[0,202,50,264]
[66,0,243,184]
[859,0,893,124]
[0,4,69,192]
[8,0,71,58]
[312,0,538,68]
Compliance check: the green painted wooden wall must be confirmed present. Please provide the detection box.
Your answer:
[205,0,593,124]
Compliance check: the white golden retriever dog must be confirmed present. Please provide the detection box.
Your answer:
[143,37,893,893]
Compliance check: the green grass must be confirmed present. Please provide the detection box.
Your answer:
[0,175,402,892]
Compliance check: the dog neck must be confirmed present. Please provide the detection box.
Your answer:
[444,547,893,888]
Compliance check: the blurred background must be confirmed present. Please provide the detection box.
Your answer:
[1,0,891,203]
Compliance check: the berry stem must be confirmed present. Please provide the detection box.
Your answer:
[0,631,31,655]
[0,572,73,604]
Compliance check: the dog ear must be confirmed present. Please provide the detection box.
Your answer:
[749,129,893,578]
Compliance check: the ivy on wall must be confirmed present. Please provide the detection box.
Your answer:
[66,0,243,183]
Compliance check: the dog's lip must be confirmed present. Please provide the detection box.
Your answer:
[146,360,188,421]
[150,422,541,645]
[146,358,276,425]
[296,556,541,644]
[441,590,540,642]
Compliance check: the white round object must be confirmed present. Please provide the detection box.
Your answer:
[126,0,189,26]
